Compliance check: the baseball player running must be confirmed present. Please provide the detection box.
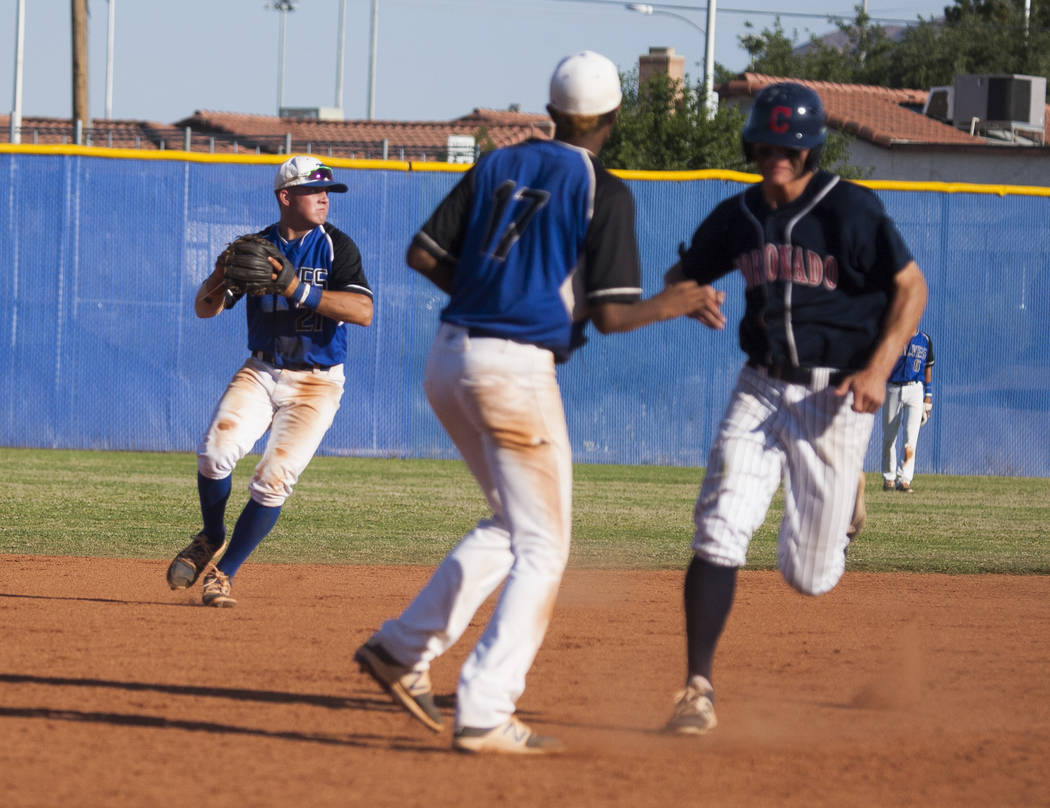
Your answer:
[166,156,373,607]
[354,51,713,754]
[881,328,935,492]
[662,82,928,734]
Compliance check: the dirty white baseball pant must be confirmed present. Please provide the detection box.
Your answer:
[374,323,572,729]
[196,356,344,507]
[692,365,874,596]
[881,380,925,485]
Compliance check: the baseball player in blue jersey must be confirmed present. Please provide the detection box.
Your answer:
[881,328,935,492]
[662,82,928,734]
[166,155,373,607]
[354,51,714,754]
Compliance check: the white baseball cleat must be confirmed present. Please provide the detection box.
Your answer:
[453,716,563,755]
[664,675,718,735]
[166,531,228,590]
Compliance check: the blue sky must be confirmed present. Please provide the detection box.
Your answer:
[2,0,951,124]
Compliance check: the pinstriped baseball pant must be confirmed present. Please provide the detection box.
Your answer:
[692,365,874,596]
[374,323,572,729]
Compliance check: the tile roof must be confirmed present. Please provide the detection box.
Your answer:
[1,107,554,159]
[723,73,1050,147]
[0,115,207,150]
[173,109,554,159]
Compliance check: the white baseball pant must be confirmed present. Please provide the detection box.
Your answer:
[373,323,572,730]
[692,365,874,596]
[196,356,344,507]
[881,380,925,485]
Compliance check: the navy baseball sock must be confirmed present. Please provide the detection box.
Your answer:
[197,472,232,543]
[216,499,281,578]
[684,556,738,685]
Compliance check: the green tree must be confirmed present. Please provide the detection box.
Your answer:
[602,68,870,177]
[601,69,748,171]
[738,0,1050,92]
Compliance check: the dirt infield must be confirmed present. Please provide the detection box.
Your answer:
[1,556,1047,807]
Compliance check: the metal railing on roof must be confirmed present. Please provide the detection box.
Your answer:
[4,123,481,162]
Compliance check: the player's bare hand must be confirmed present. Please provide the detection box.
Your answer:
[835,369,886,413]
[659,280,717,322]
[268,256,300,297]
[689,286,727,330]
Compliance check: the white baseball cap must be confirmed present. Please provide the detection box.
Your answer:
[274,155,348,193]
[549,51,623,116]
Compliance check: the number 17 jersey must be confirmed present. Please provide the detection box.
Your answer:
[412,138,643,362]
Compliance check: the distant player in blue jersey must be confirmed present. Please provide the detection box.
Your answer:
[166,155,374,607]
[353,51,715,754]
[661,82,928,735]
[881,328,935,492]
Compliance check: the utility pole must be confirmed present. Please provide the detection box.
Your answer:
[72,0,90,137]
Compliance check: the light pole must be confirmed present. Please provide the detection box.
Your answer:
[269,0,297,116]
[627,2,717,117]
[11,0,26,143]
[105,0,115,120]
[368,0,379,120]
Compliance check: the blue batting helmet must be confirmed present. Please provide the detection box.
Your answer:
[742,82,827,170]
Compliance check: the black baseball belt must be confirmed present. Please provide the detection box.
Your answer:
[251,350,332,371]
[747,360,848,388]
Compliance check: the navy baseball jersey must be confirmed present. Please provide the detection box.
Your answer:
[226,222,372,367]
[680,170,914,370]
[412,138,642,361]
[888,331,934,384]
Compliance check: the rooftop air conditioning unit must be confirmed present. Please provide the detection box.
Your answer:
[923,85,954,122]
[951,74,1046,134]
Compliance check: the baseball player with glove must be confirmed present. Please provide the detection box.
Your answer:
[881,328,935,492]
[662,82,928,734]
[166,155,373,607]
[353,51,713,754]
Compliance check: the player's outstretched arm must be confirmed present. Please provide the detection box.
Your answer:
[661,263,727,329]
[836,261,928,413]
[591,280,722,334]
[195,262,228,319]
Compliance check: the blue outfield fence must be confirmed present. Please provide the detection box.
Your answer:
[1,151,1048,476]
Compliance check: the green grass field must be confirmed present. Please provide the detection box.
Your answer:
[1,447,1047,573]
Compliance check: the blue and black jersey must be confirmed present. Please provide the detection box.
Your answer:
[681,170,914,371]
[226,221,372,368]
[888,331,934,384]
[412,138,642,362]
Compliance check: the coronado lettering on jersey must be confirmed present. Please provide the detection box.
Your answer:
[736,244,839,290]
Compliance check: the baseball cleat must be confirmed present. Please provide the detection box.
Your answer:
[664,675,718,735]
[166,531,229,590]
[354,640,443,732]
[453,717,563,755]
[883,480,896,492]
[201,569,236,608]
[896,481,914,493]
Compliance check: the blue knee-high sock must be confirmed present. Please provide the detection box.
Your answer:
[198,473,232,541]
[684,556,738,685]
[216,499,281,578]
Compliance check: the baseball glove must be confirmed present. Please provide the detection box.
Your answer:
[222,234,297,296]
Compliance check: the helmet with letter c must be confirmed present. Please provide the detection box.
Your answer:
[741,82,827,171]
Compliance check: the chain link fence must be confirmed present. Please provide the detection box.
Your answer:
[4,122,480,163]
